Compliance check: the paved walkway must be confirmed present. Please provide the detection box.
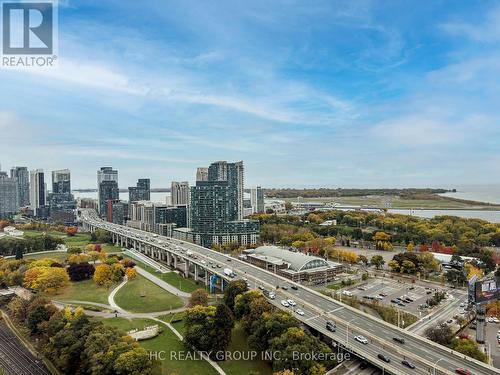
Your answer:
[108,278,129,314]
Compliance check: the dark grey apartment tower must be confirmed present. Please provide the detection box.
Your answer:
[97,167,119,217]
[0,173,19,218]
[129,178,150,202]
[10,166,29,207]
[188,160,259,247]
[30,169,46,217]
[52,169,71,194]
[207,161,244,220]
[48,169,76,225]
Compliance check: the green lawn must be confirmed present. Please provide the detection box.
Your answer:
[54,279,114,305]
[124,255,206,293]
[219,323,273,375]
[24,251,69,262]
[98,317,217,375]
[114,275,184,313]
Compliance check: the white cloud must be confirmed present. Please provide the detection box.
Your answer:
[441,6,500,42]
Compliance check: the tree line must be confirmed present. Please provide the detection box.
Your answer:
[184,280,335,374]
[7,296,152,375]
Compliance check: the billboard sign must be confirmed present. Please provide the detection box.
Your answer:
[475,277,500,305]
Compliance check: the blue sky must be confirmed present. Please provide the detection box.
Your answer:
[1,0,500,189]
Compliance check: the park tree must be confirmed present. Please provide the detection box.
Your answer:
[211,303,235,356]
[67,262,95,281]
[370,255,385,270]
[465,263,484,280]
[248,310,299,352]
[401,260,416,274]
[15,247,23,260]
[125,267,137,280]
[358,255,369,266]
[451,338,487,362]
[223,280,248,312]
[188,288,209,307]
[420,252,439,275]
[24,266,69,293]
[184,305,217,352]
[93,264,113,287]
[388,260,400,272]
[114,347,152,375]
[27,304,57,334]
[68,253,90,264]
[7,296,30,323]
[425,323,453,345]
[65,227,78,236]
[269,327,334,374]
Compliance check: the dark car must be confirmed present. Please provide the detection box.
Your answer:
[402,360,415,369]
[455,369,472,375]
[326,320,336,332]
[393,337,405,344]
[291,285,298,290]
[377,354,390,363]
[359,361,368,369]
[281,286,288,290]
[258,286,265,291]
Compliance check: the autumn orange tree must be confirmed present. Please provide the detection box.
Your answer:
[65,226,77,236]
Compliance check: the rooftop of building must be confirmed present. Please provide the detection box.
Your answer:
[243,245,342,273]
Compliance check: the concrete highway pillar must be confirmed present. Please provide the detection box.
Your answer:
[174,255,177,269]
[184,260,189,277]
[194,265,199,282]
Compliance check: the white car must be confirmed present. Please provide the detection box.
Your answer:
[494,317,500,323]
[354,335,368,344]
[287,299,297,306]
[281,300,290,307]
[268,292,276,299]
[342,291,353,297]
[295,309,305,316]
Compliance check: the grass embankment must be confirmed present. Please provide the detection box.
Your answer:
[114,275,184,313]
[98,317,217,375]
[124,255,202,293]
[54,279,114,305]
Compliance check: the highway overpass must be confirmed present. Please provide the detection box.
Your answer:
[80,209,500,375]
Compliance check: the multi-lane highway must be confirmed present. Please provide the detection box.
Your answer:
[80,209,500,375]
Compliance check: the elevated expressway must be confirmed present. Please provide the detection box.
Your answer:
[80,209,499,375]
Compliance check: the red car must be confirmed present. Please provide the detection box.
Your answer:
[455,369,472,375]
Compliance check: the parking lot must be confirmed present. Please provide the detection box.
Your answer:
[344,278,447,316]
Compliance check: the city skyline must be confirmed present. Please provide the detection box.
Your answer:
[1,1,500,188]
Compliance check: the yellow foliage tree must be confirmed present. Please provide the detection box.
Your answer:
[465,264,484,280]
[125,267,137,280]
[93,264,113,287]
[24,266,69,293]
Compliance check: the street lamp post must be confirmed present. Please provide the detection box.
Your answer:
[346,317,357,347]
[433,358,444,375]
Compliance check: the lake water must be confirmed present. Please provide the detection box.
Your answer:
[439,184,500,204]
[74,191,169,204]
